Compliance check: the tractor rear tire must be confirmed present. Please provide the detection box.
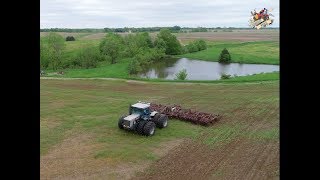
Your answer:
[152,113,161,123]
[143,121,156,136]
[157,114,168,129]
[136,121,147,135]
[118,115,126,129]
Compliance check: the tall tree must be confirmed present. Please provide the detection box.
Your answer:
[40,38,50,69]
[46,32,65,70]
[155,29,182,55]
[219,48,231,63]
[99,33,124,64]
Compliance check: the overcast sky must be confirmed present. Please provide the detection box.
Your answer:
[40,0,279,28]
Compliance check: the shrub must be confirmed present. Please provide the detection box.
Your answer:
[128,59,142,74]
[133,47,166,68]
[183,40,207,54]
[46,32,66,70]
[66,36,75,41]
[175,68,188,80]
[73,47,103,68]
[40,39,51,69]
[219,48,231,63]
[186,43,198,53]
[181,46,189,54]
[195,40,207,51]
[220,73,231,79]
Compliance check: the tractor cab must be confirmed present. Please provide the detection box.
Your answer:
[130,102,151,120]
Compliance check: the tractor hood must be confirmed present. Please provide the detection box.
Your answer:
[124,113,140,121]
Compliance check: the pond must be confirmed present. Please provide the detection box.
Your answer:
[137,58,279,80]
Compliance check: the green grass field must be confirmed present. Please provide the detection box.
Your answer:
[40,79,279,179]
[177,41,279,65]
[41,31,279,179]
[52,59,130,78]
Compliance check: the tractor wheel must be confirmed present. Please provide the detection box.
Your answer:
[143,121,156,136]
[157,114,168,129]
[118,115,126,129]
[152,113,161,123]
[136,121,147,135]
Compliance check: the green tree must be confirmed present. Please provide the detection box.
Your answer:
[172,25,181,31]
[186,43,198,53]
[149,48,165,61]
[155,28,182,55]
[74,47,104,68]
[181,45,189,54]
[139,32,153,48]
[220,73,231,79]
[40,38,51,69]
[133,47,166,67]
[154,38,167,50]
[46,32,66,70]
[123,32,154,57]
[66,36,75,41]
[174,68,188,80]
[195,40,207,51]
[123,34,138,57]
[99,33,124,64]
[219,48,231,63]
[128,59,142,74]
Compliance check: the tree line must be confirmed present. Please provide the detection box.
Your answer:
[40,26,277,33]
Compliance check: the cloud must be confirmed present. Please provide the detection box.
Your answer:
[40,0,279,28]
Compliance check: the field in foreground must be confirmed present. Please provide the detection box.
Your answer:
[40,79,279,179]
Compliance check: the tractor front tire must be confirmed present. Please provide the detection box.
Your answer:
[118,115,126,129]
[157,114,168,129]
[143,121,156,136]
[136,121,147,135]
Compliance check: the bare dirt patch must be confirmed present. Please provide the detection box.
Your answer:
[152,139,185,158]
[50,82,101,91]
[132,137,278,180]
[50,101,65,109]
[40,133,148,180]
[40,117,61,129]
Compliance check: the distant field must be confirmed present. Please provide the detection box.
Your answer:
[176,30,279,43]
[40,79,279,179]
[40,29,279,42]
[40,32,93,39]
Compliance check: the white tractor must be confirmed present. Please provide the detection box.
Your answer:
[118,101,168,136]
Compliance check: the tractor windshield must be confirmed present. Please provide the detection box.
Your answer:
[131,107,144,115]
